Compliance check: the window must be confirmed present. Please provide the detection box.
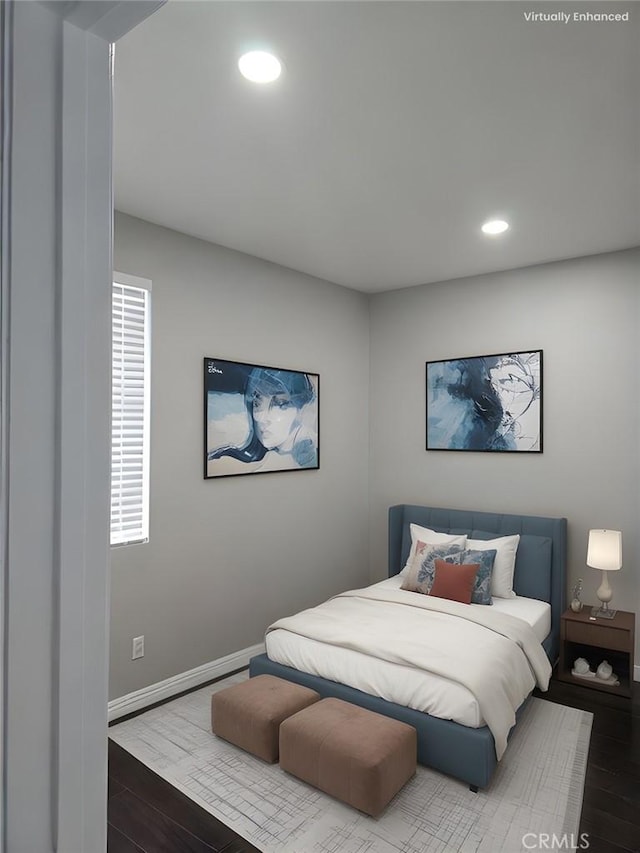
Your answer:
[111,272,151,546]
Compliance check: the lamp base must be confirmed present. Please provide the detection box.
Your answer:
[591,606,617,620]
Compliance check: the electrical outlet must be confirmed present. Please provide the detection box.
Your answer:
[132,635,145,660]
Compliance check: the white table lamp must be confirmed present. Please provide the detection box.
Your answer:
[586,529,622,619]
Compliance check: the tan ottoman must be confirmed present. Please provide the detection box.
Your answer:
[279,698,417,817]
[211,675,320,763]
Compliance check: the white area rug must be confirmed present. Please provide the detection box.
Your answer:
[109,673,593,853]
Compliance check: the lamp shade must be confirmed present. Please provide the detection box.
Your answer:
[586,529,622,571]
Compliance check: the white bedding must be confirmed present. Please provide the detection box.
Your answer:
[491,594,550,643]
[266,577,552,758]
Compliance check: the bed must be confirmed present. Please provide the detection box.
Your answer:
[249,504,567,789]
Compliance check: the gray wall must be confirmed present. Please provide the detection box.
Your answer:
[111,218,640,699]
[110,213,371,699]
[369,248,640,662]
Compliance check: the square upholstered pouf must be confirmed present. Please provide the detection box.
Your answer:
[211,674,320,763]
[279,698,417,817]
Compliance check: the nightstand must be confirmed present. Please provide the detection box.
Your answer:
[558,608,635,697]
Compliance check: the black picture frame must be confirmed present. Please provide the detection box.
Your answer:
[204,357,320,478]
[426,350,543,452]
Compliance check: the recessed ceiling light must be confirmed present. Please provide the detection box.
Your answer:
[238,51,282,84]
[481,219,510,235]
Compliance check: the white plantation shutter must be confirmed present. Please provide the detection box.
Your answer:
[111,273,151,546]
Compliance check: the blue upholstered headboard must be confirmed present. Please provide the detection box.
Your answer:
[388,505,567,663]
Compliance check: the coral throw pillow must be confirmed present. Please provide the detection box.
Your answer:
[429,559,479,604]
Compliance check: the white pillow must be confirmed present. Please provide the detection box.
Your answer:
[399,524,468,577]
[467,534,520,599]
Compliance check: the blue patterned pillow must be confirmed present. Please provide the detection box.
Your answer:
[400,542,464,595]
[443,548,497,605]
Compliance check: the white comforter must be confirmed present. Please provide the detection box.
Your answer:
[267,584,551,759]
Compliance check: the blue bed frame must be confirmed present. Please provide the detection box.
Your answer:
[250,504,567,790]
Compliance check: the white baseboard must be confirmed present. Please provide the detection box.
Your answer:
[108,643,638,722]
[108,642,265,722]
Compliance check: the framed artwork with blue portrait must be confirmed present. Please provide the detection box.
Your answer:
[204,357,320,478]
[426,350,542,452]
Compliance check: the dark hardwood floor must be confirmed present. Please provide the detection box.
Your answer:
[108,738,259,853]
[536,678,640,853]
[108,675,640,853]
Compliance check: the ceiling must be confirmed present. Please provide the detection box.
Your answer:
[114,1,640,293]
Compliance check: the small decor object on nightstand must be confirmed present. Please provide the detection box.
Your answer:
[570,578,583,612]
[593,659,619,686]
[596,660,613,680]
[587,528,622,619]
[573,657,592,676]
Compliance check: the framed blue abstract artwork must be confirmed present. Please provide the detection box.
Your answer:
[426,350,542,452]
[204,357,320,478]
